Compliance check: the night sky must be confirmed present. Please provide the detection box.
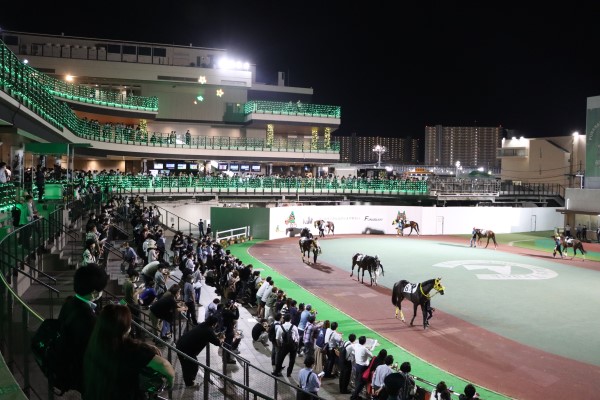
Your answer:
[3,2,600,140]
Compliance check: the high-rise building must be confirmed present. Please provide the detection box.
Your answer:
[424,125,501,170]
[338,134,420,164]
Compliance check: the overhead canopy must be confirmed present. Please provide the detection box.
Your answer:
[24,142,92,155]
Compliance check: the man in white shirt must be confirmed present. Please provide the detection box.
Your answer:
[273,313,300,377]
[350,335,373,400]
[324,321,343,378]
[256,277,272,318]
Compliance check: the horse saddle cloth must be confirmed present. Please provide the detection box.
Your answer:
[403,283,417,294]
[566,238,574,244]
[356,254,365,262]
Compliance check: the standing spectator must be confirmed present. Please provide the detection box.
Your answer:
[297,356,322,398]
[350,335,373,400]
[140,260,160,287]
[149,283,185,341]
[256,276,272,318]
[122,269,143,339]
[192,266,204,306]
[35,165,45,202]
[154,267,170,299]
[273,313,299,377]
[222,300,241,363]
[565,223,571,238]
[323,321,343,378]
[431,381,452,400]
[176,315,223,387]
[83,304,175,399]
[459,383,479,400]
[206,223,212,238]
[597,226,600,243]
[296,303,309,356]
[380,362,415,400]
[0,162,8,183]
[198,218,205,237]
[205,297,220,321]
[303,314,317,358]
[182,274,198,326]
[372,355,394,400]
[82,239,98,267]
[264,286,279,319]
[57,265,109,394]
[121,241,138,274]
[364,349,388,397]
[338,333,356,394]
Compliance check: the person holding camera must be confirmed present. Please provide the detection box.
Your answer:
[222,300,241,363]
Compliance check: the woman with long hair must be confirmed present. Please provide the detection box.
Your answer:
[83,304,175,399]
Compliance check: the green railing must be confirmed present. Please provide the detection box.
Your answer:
[80,175,429,194]
[0,40,340,153]
[245,100,340,118]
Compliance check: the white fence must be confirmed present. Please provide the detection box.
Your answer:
[215,226,250,242]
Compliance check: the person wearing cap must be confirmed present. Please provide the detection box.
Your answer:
[147,239,159,263]
[176,315,224,387]
[57,264,109,394]
[469,227,478,247]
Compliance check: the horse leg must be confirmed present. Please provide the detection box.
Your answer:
[410,303,418,326]
[421,303,428,329]
[395,301,405,322]
[350,262,355,277]
[313,249,318,264]
[485,237,490,248]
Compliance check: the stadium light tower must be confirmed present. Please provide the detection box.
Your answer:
[373,145,386,168]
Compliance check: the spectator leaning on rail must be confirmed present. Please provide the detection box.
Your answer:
[175,315,223,388]
[83,304,175,399]
[57,264,109,394]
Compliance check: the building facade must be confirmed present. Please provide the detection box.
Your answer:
[424,125,502,170]
[338,134,420,164]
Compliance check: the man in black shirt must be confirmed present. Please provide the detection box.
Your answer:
[176,316,223,387]
[252,318,269,346]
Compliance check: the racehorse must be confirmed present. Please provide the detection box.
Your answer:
[299,237,321,264]
[314,220,335,236]
[560,234,586,260]
[350,253,384,286]
[475,229,497,249]
[392,219,420,236]
[391,278,445,329]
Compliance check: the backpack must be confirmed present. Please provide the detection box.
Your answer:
[280,324,296,350]
[337,341,351,368]
[268,322,279,344]
[30,318,72,394]
[315,326,327,349]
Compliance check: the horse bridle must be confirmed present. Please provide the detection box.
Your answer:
[420,279,445,299]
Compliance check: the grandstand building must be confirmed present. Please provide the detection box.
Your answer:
[0,30,341,177]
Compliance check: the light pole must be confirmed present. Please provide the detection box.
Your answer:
[373,145,386,168]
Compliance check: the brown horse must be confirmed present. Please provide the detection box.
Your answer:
[314,220,335,237]
[560,234,586,260]
[392,219,420,236]
[475,229,497,249]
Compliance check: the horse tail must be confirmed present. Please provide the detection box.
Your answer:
[391,281,400,306]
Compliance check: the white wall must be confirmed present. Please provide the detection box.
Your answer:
[268,205,563,239]
[152,201,564,239]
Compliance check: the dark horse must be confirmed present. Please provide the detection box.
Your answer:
[475,228,497,249]
[560,234,587,260]
[314,220,335,237]
[350,253,384,286]
[391,278,445,329]
[299,237,321,264]
[392,219,420,236]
